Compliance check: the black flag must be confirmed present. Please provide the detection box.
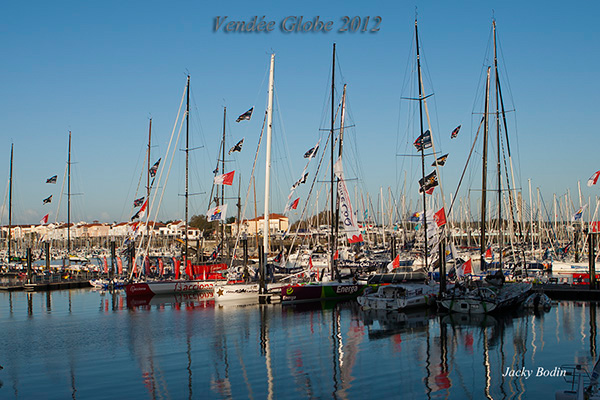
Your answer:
[149,158,161,178]
[43,195,52,204]
[228,138,244,155]
[46,175,57,184]
[418,171,438,194]
[236,107,253,122]
[432,154,448,167]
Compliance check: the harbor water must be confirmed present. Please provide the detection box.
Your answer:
[0,289,597,399]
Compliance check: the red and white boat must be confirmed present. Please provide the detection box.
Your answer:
[126,279,216,297]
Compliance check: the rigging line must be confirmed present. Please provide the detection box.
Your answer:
[448,117,485,216]
[54,161,68,224]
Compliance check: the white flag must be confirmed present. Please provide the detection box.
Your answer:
[206,204,228,222]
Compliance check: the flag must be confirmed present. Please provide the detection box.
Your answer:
[131,199,148,221]
[588,171,600,187]
[434,208,447,227]
[334,250,339,260]
[432,154,448,167]
[387,255,400,272]
[462,259,472,274]
[236,107,253,122]
[46,175,57,184]
[485,246,492,259]
[133,197,145,207]
[228,138,244,155]
[284,197,300,213]
[43,195,52,204]
[214,171,235,185]
[206,204,228,222]
[418,171,438,194]
[592,222,600,233]
[451,125,461,139]
[413,130,432,151]
[149,158,161,178]
[40,214,49,224]
[573,205,587,221]
[304,145,319,159]
[410,212,421,222]
[291,172,309,190]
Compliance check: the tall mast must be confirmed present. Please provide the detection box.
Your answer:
[330,43,337,280]
[262,53,275,292]
[415,19,428,271]
[480,67,491,270]
[7,144,13,262]
[334,84,346,263]
[221,107,226,246]
[147,118,152,200]
[493,20,503,267]
[68,131,71,254]
[185,76,190,262]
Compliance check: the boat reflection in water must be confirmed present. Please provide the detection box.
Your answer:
[1,290,599,399]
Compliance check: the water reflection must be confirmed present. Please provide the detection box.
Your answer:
[1,290,600,399]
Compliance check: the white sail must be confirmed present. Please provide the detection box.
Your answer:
[334,156,363,244]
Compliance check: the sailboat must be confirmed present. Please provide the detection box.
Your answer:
[126,76,221,298]
[279,44,367,304]
[438,20,531,313]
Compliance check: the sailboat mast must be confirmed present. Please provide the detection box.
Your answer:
[221,107,226,247]
[262,53,275,292]
[68,130,71,254]
[334,83,346,266]
[185,76,190,263]
[493,20,503,267]
[7,144,13,263]
[330,43,337,280]
[415,19,428,271]
[147,118,152,200]
[481,67,491,270]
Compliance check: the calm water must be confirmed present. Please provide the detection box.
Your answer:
[0,289,596,399]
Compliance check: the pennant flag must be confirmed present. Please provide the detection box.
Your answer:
[236,107,253,122]
[43,195,52,204]
[284,197,300,213]
[434,208,447,227]
[573,204,587,221]
[228,138,244,155]
[304,145,319,159]
[451,125,461,139]
[206,204,228,222]
[40,214,49,224]
[133,197,145,207]
[149,158,161,178]
[46,175,57,184]
[588,171,600,187]
[387,255,400,272]
[462,259,472,274]
[214,171,235,186]
[413,130,432,151]
[418,171,438,194]
[131,199,148,221]
[485,246,492,259]
[432,154,448,167]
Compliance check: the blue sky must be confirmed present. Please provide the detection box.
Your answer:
[1,0,598,225]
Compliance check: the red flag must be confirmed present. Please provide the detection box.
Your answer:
[40,214,49,224]
[214,171,235,186]
[291,198,299,209]
[334,250,339,260]
[309,257,314,270]
[485,246,492,259]
[588,171,600,187]
[463,259,472,274]
[434,208,447,227]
